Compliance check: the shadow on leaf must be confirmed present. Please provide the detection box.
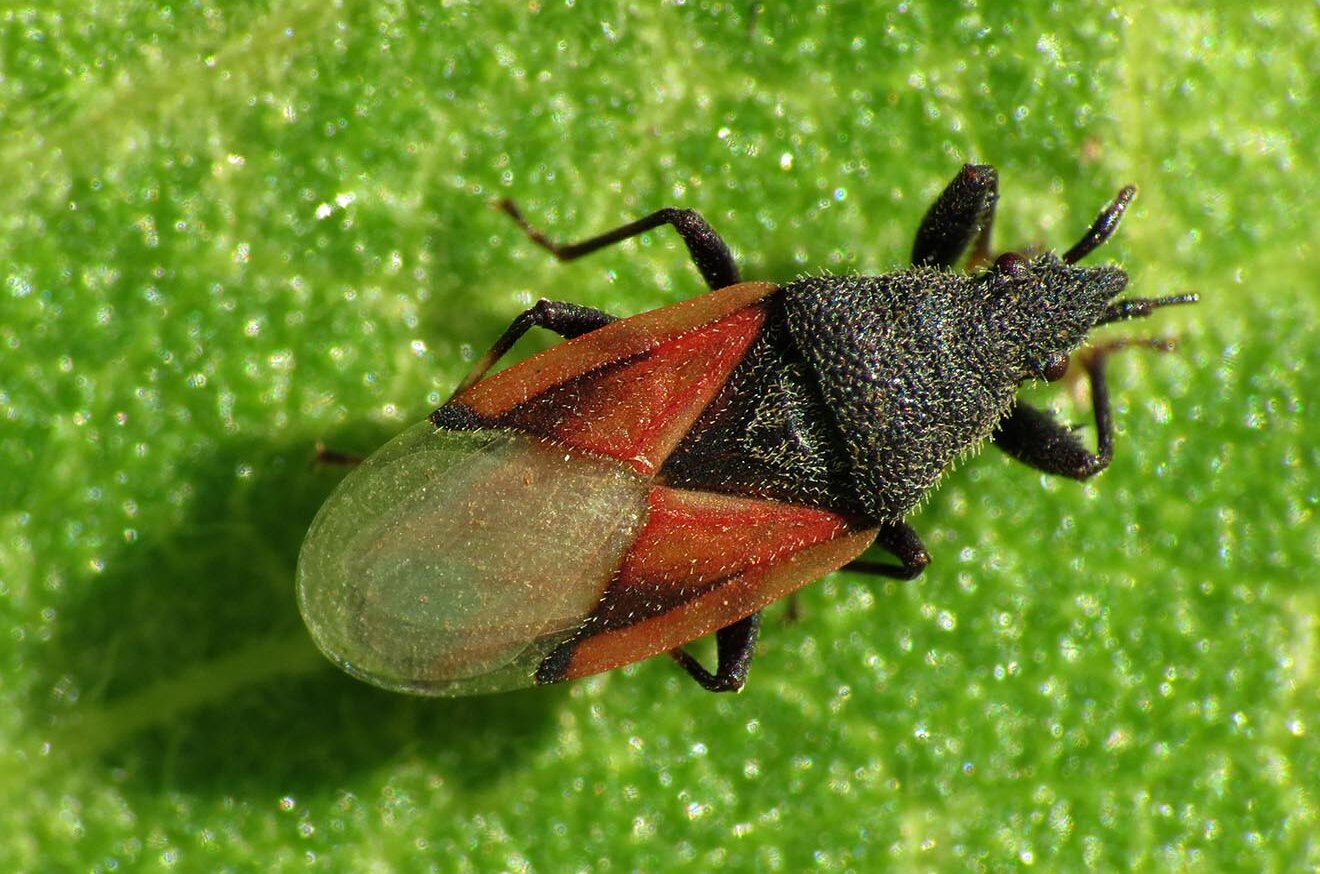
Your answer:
[34,426,561,796]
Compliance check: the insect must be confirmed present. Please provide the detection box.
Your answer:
[297,164,1195,696]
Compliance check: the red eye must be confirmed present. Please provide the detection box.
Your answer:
[1042,353,1070,382]
[995,252,1028,276]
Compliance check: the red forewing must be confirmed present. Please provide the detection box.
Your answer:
[454,281,778,474]
[549,487,877,682]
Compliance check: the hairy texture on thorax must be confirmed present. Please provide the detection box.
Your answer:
[782,272,1020,521]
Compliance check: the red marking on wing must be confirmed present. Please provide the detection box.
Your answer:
[620,487,856,588]
[458,281,777,416]
[492,305,766,474]
[558,487,878,681]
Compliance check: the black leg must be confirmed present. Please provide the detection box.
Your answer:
[911,164,999,269]
[1062,185,1136,264]
[993,399,1105,480]
[993,339,1173,479]
[670,612,761,693]
[499,200,741,291]
[449,298,617,396]
[844,521,931,580]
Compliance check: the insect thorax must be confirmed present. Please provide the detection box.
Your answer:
[781,274,1023,520]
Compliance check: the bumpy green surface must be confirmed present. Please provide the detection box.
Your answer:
[2,3,1315,870]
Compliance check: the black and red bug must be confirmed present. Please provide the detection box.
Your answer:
[296,164,1196,696]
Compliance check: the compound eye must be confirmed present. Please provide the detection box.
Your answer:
[1041,352,1071,382]
[995,252,1029,277]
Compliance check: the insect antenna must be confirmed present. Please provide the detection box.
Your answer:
[1063,185,1136,264]
[1097,292,1199,326]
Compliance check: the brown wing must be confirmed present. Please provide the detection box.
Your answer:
[453,281,778,475]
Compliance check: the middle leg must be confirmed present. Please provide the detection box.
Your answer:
[845,521,931,580]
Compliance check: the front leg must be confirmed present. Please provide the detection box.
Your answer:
[670,612,762,693]
[993,400,1108,480]
[994,340,1172,478]
[911,164,1000,270]
[994,349,1115,479]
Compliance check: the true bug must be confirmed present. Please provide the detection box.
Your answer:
[297,164,1195,696]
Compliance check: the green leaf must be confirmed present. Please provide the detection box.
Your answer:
[2,2,1314,870]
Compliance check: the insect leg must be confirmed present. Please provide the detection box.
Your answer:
[996,338,1181,478]
[993,399,1106,479]
[996,338,1150,479]
[499,199,740,290]
[449,298,618,396]
[844,521,931,579]
[669,612,762,693]
[911,164,999,269]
